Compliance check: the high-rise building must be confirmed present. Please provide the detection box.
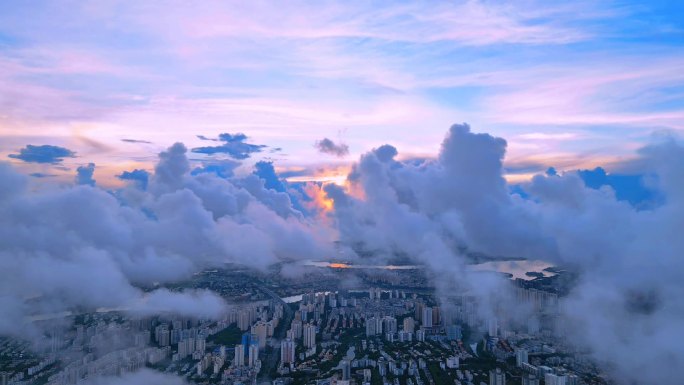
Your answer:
[422,307,433,328]
[522,374,540,385]
[414,301,424,322]
[248,344,259,367]
[398,330,413,342]
[241,333,251,348]
[158,329,170,347]
[369,288,381,300]
[341,359,351,380]
[516,348,529,367]
[432,307,441,326]
[487,318,499,337]
[280,338,295,365]
[196,337,206,353]
[385,332,395,342]
[365,317,382,336]
[403,317,415,333]
[251,321,268,349]
[213,356,225,375]
[303,323,316,348]
[383,316,397,334]
[416,329,425,342]
[544,374,567,385]
[291,319,303,339]
[234,345,245,367]
[238,310,251,331]
[489,368,506,385]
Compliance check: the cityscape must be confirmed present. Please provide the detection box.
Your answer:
[1,263,601,385]
[1,1,683,385]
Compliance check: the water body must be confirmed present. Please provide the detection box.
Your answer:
[303,261,421,270]
[469,259,555,280]
[301,259,555,281]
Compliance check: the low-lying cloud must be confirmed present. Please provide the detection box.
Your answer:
[82,369,188,385]
[323,123,684,384]
[0,142,331,339]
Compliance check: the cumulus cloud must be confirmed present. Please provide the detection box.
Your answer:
[192,132,266,159]
[117,169,150,189]
[315,138,350,157]
[0,141,331,339]
[76,163,96,186]
[4,123,683,384]
[8,144,75,164]
[324,123,684,384]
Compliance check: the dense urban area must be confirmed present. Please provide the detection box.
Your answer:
[1,263,608,385]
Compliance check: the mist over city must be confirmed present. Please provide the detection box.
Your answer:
[1,2,683,385]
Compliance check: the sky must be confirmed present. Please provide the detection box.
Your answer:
[1,0,683,185]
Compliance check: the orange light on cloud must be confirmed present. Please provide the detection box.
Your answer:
[303,183,335,216]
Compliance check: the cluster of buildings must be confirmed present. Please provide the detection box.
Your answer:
[2,276,603,385]
[0,299,288,385]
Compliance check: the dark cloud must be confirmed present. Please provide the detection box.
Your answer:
[117,169,150,189]
[29,172,57,178]
[121,138,152,144]
[8,144,75,164]
[75,163,96,186]
[196,134,218,141]
[315,138,349,157]
[192,132,266,159]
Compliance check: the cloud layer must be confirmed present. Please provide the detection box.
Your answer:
[323,124,684,384]
[2,124,684,384]
[0,142,330,338]
[82,369,188,385]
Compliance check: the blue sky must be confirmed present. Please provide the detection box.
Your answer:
[0,0,683,185]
